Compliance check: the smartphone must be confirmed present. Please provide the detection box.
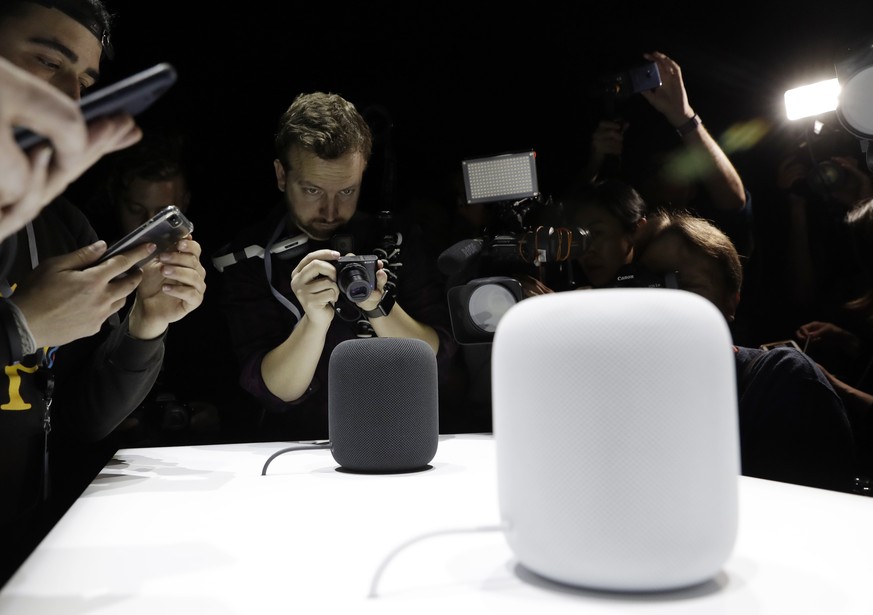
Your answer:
[94,205,193,273]
[596,60,662,101]
[14,62,178,150]
[627,61,662,95]
[760,339,803,352]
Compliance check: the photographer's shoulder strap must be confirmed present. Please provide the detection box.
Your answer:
[264,217,302,323]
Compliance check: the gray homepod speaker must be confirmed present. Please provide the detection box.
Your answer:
[328,337,439,473]
[491,288,740,592]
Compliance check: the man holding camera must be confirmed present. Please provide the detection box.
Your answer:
[218,91,456,441]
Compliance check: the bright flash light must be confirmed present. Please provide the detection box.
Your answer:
[784,78,841,120]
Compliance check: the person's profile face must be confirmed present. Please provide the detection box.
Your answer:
[117,175,190,236]
[639,233,734,320]
[574,204,635,288]
[275,146,365,241]
[0,4,102,99]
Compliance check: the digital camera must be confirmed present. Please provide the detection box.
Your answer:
[792,123,863,199]
[613,263,680,289]
[334,255,378,303]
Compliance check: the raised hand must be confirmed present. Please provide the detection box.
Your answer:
[0,58,141,241]
[640,51,694,127]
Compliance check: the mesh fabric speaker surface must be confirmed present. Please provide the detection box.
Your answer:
[492,288,740,592]
[328,337,439,473]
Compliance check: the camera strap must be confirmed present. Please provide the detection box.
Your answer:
[8,224,58,503]
[36,359,55,503]
[264,217,303,323]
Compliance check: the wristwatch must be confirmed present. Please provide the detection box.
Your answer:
[675,113,702,137]
[363,284,396,319]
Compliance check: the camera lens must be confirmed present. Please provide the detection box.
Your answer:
[338,264,373,303]
[808,161,845,193]
[467,283,518,333]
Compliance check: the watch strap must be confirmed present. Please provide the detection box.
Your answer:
[363,283,396,318]
[675,113,702,137]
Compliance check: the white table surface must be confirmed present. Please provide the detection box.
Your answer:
[0,433,870,614]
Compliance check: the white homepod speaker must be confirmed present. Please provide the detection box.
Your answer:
[492,288,740,592]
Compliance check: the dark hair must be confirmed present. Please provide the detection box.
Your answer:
[274,92,373,169]
[563,179,647,232]
[104,129,191,201]
[82,127,191,222]
[642,209,744,295]
[0,0,115,58]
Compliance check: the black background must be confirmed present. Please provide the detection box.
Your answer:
[56,1,873,438]
[69,1,873,253]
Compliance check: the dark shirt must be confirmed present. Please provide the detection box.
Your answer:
[0,197,165,585]
[219,203,457,440]
[735,345,858,493]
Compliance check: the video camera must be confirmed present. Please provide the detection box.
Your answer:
[439,151,589,344]
[791,121,865,200]
[439,152,588,281]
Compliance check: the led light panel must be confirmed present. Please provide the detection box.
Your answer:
[462,151,538,204]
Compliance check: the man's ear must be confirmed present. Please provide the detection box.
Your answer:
[274,159,286,192]
[726,291,741,322]
[628,217,649,259]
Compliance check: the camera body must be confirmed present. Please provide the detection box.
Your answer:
[476,196,588,270]
[443,152,589,281]
[792,124,864,200]
[334,255,378,303]
[614,263,680,289]
[806,159,859,196]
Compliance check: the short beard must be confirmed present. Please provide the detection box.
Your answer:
[285,200,334,241]
[296,220,338,242]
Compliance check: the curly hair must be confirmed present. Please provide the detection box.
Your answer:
[274,92,372,170]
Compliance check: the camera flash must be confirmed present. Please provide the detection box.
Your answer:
[784,78,840,120]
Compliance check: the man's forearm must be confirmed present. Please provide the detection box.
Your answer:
[261,314,327,402]
[367,303,440,354]
[683,126,747,212]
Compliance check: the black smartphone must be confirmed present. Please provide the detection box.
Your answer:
[596,61,662,101]
[14,62,178,150]
[94,205,193,272]
[627,61,662,95]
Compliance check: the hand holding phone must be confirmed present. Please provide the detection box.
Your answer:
[14,62,177,150]
[0,58,142,243]
[95,205,193,275]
